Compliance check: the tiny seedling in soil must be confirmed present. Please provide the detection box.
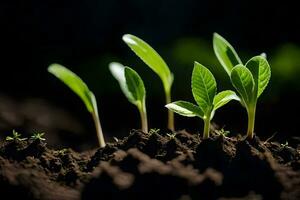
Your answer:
[122,34,175,131]
[215,128,230,137]
[31,132,46,141]
[166,62,239,139]
[48,64,106,147]
[6,130,27,141]
[109,62,148,133]
[213,33,271,139]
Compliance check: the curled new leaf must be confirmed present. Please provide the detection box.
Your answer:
[245,56,271,98]
[213,33,242,76]
[109,62,135,104]
[230,65,255,104]
[110,63,148,132]
[124,67,146,105]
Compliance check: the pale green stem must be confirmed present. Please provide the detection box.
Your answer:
[166,90,174,131]
[92,112,106,148]
[203,115,211,139]
[246,103,256,139]
[138,101,148,133]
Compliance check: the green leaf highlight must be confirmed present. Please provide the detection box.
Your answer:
[165,101,204,118]
[122,34,173,92]
[192,62,216,114]
[124,67,146,105]
[213,33,242,76]
[245,56,271,98]
[230,65,255,104]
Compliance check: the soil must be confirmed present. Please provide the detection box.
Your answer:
[0,129,300,200]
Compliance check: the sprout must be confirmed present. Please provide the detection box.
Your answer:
[6,130,27,141]
[122,34,175,131]
[48,64,106,147]
[213,33,271,139]
[31,132,46,141]
[166,62,239,139]
[109,62,148,132]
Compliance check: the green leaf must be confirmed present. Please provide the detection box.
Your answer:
[230,64,255,104]
[122,34,173,92]
[48,64,95,113]
[165,101,204,118]
[109,62,135,104]
[245,56,271,98]
[213,90,240,111]
[124,67,146,106]
[213,33,242,76]
[192,62,217,114]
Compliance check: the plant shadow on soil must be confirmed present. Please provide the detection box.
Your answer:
[0,129,300,200]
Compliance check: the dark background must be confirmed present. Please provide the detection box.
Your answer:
[0,0,299,149]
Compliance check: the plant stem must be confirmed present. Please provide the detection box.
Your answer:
[203,116,211,139]
[246,104,256,139]
[92,112,106,148]
[139,101,148,133]
[166,90,174,131]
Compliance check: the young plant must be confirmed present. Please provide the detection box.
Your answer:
[6,130,27,141]
[213,33,271,139]
[109,62,148,133]
[122,34,175,131]
[31,132,46,141]
[48,64,106,147]
[166,62,239,139]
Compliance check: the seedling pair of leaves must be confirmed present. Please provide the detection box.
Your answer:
[166,62,239,139]
[213,33,271,139]
[109,62,148,133]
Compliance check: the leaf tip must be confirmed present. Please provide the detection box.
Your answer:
[122,34,136,45]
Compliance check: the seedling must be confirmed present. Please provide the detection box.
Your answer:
[148,128,160,135]
[31,132,46,141]
[166,132,177,140]
[166,62,239,139]
[6,130,27,141]
[48,64,106,147]
[215,128,230,137]
[109,62,148,132]
[213,33,271,139]
[122,34,175,131]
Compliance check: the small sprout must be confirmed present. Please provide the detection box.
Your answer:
[166,133,177,140]
[166,62,239,139]
[31,132,46,141]
[213,33,271,139]
[122,34,175,131]
[281,141,289,148]
[148,128,160,135]
[215,128,230,137]
[109,62,148,133]
[48,64,106,147]
[6,130,27,141]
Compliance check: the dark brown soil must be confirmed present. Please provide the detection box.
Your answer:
[0,130,300,200]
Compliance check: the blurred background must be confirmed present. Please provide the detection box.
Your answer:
[0,0,299,150]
